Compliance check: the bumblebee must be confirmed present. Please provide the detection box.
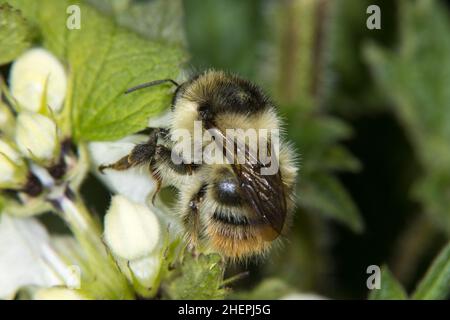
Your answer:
[100,70,298,260]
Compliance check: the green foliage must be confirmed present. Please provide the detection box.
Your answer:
[1,0,448,300]
[300,172,362,233]
[367,242,450,300]
[369,266,407,300]
[0,3,32,65]
[87,0,185,46]
[412,242,450,300]
[240,1,364,294]
[230,278,294,300]
[184,0,264,79]
[366,0,450,234]
[325,0,398,116]
[6,0,184,141]
[291,115,363,232]
[267,0,363,233]
[165,253,227,300]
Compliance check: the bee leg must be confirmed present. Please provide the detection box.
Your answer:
[98,130,159,173]
[182,184,207,249]
[154,144,199,175]
[149,160,162,205]
[98,154,133,173]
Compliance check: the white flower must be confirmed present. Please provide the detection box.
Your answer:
[0,215,64,299]
[15,112,57,162]
[88,135,182,235]
[9,48,67,112]
[280,292,327,300]
[88,135,156,204]
[148,109,172,128]
[0,139,26,188]
[104,195,161,261]
[33,288,88,300]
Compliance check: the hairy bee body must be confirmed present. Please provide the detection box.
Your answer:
[101,70,298,260]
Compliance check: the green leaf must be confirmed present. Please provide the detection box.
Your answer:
[299,173,363,233]
[7,0,185,141]
[87,0,186,46]
[230,278,294,300]
[369,266,407,300]
[288,115,357,174]
[316,145,361,173]
[288,115,353,153]
[286,113,362,232]
[165,253,227,300]
[0,3,32,65]
[85,0,131,14]
[412,169,450,233]
[412,242,450,300]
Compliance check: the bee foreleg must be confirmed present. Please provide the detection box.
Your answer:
[98,154,133,173]
[99,130,158,173]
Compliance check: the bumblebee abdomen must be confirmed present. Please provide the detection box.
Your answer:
[206,217,272,260]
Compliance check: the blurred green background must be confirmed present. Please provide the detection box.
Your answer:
[81,0,450,298]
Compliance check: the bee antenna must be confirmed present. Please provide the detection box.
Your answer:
[125,79,179,94]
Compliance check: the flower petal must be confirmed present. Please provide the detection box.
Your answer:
[0,215,62,299]
[33,287,88,300]
[280,292,327,300]
[15,112,57,161]
[88,135,156,204]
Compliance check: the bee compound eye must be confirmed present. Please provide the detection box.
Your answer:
[198,102,214,121]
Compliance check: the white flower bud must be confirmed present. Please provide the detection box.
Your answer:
[9,48,67,112]
[104,195,161,260]
[33,288,88,300]
[15,112,58,162]
[0,140,26,188]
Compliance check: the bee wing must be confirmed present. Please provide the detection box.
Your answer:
[208,126,286,240]
[233,162,286,241]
